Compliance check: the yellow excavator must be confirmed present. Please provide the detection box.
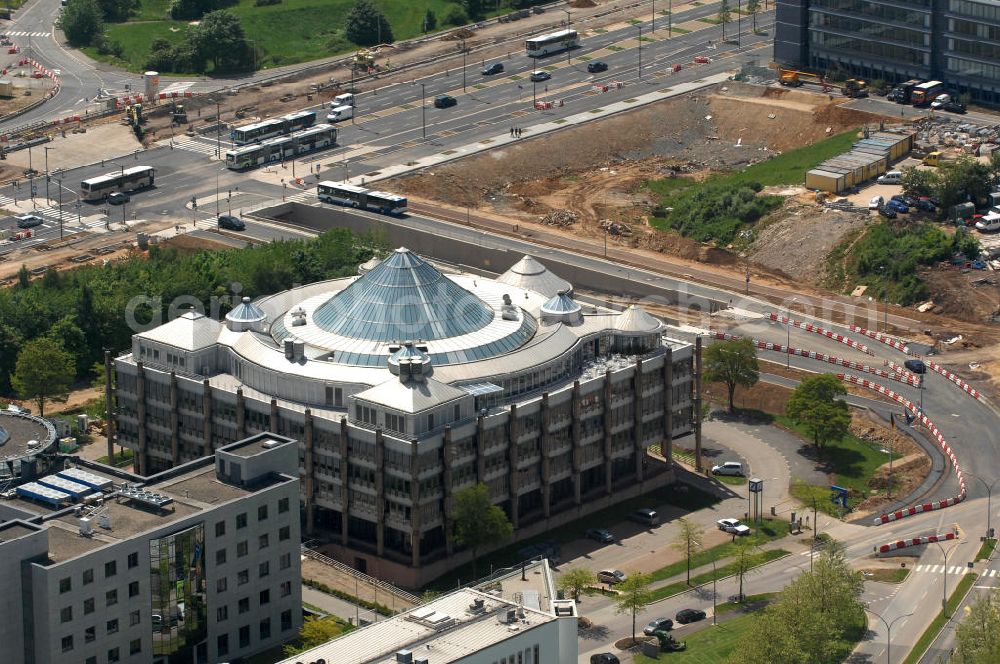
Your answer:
[841,78,869,98]
[353,43,396,71]
[778,68,833,91]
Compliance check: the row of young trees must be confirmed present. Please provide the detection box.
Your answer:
[902,152,1000,213]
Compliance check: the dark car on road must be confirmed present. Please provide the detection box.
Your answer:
[108,191,130,205]
[15,213,43,228]
[904,359,927,374]
[482,62,504,75]
[434,95,457,108]
[529,70,551,82]
[586,528,615,543]
[877,205,897,219]
[590,655,620,664]
[587,60,608,73]
[218,215,245,231]
[643,617,674,635]
[675,608,707,624]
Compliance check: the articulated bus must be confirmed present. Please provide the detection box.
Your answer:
[80,166,155,201]
[316,181,408,215]
[525,29,578,57]
[911,81,944,107]
[230,110,318,145]
[226,124,337,171]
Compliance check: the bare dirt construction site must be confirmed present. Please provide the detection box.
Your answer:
[393,83,884,265]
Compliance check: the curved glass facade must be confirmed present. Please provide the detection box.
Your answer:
[312,249,494,343]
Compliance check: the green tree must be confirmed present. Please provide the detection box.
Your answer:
[717,0,731,40]
[46,316,88,377]
[443,4,467,25]
[732,538,762,602]
[556,568,596,601]
[614,572,653,644]
[785,374,850,451]
[283,616,351,656]
[901,166,938,198]
[954,592,1000,664]
[194,10,251,71]
[16,264,29,289]
[11,337,75,417]
[344,0,393,46]
[746,0,760,31]
[0,324,23,393]
[58,0,105,46]
[460,0,484,19]
[423,7,437,32]
[451,483,513,579]
[934,154,994,211]
[704,338,759,412]
[671,518,704,585]
[95,0,138,22]
[990,150,1000,181]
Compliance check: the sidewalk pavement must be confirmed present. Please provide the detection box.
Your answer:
[301,585,381,626]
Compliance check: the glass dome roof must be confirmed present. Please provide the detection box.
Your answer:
[311,248,495,343]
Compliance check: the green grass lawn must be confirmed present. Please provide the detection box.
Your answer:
[976,538,996,561]
[634,611,758,663]
[779,415,899,514]
[648,549,789,602]
[424,482,720,592]
[648,517,790,584]
[89,0,525,73]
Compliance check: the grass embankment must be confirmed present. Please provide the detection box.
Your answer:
[862,567,911,583]
[648,549,790,602]
[644,129,859,245]
[900,573,977,664]
[976,538,996,561]
[86,0,529,73]
[779,415,900,515]
[632,611,757,663]
[424,483,720,592]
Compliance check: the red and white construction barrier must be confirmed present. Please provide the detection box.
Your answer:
[850,325,911,354]
[766,313,873,356]
[928,361,982,400]
[836,374,967,524]
[877,531,956,554]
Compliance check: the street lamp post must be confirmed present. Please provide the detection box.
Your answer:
[420,83,426,138]
[55,176,63,239]
[786,297,797,367]
[932,541,956,616]
[711,555,718,625]
[652,0,656,32]
[637,25,642,81]
[969,474,1000,540]
[43,146,53,202]
[864,608,913,664]
[562,10,572,65]
[669,0,673,37]
[461,39,467,92]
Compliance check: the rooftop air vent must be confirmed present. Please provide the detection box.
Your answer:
[395,650,413,664]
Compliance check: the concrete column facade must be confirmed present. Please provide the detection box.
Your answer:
[303,409,315,536]
[540,393,552,518]
[410,442,421,568]
[570,380,582,505]
[443,426,454,556]
[694,336,703,471]
[633,359,644,483]
[136,361,148,476]
[662,348,674,461]
[475,414,486,485]
[603,368,613,495]
[169,371,179,466]
[339,416,349,547]
[507,403,519,530]
[201,379,212,457]
[269,398,279,434]
[236,387,246,439]
[375,428,385,557]
[103,350,115,463]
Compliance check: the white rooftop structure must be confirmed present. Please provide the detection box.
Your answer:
[496,255,572,298]
[136,310,222,351]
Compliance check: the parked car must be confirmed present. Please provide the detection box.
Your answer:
[590,654,620,664]
[877,170,902,184]
[15,213,43,228]
[586,60,608,73]
[915,199,936,212]
[693,55,710,64]
[586,528,615,543]
[630,507,659,527]
[643,617,674,635]
[877,205,897,219]
[218,214,245,231]
[891,194,916,207]
[597,569,627,585]
[717,518,751,536]
[886,200,909,213]
[107,191,130,205]
[904,359,927,374]
[869,195,884,210]
[529,70,551,82]
[976,217,1000,232]
[675,608,707,624]
[434,95,457,108]
[482,62,504,75]
[943,100,967,114]
[711,461,744,476]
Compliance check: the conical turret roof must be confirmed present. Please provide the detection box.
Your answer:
[614,305,663,334]
[311,248,494,343]
[496,255,572,298]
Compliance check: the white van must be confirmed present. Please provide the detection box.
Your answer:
[877,171,903,185]
[332,93,354,107]
[327,105,354,122]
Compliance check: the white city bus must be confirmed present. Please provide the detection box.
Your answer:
[226,124,337,171]
[316,181,408,215]
[230,110,318,145]
[80,166,155,201]
[525,29,578,57]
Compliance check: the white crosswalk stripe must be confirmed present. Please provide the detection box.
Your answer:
[913,564,967,575]
[168,137,223,156]
[285,192,313,204]
[5,31,51,37]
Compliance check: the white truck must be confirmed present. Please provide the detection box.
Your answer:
[332,93,354,107]
[327,105,354,122]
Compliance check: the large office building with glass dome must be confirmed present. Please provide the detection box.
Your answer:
[113,249,694,585]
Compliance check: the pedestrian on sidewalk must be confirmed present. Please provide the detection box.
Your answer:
[510,126,514,137]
